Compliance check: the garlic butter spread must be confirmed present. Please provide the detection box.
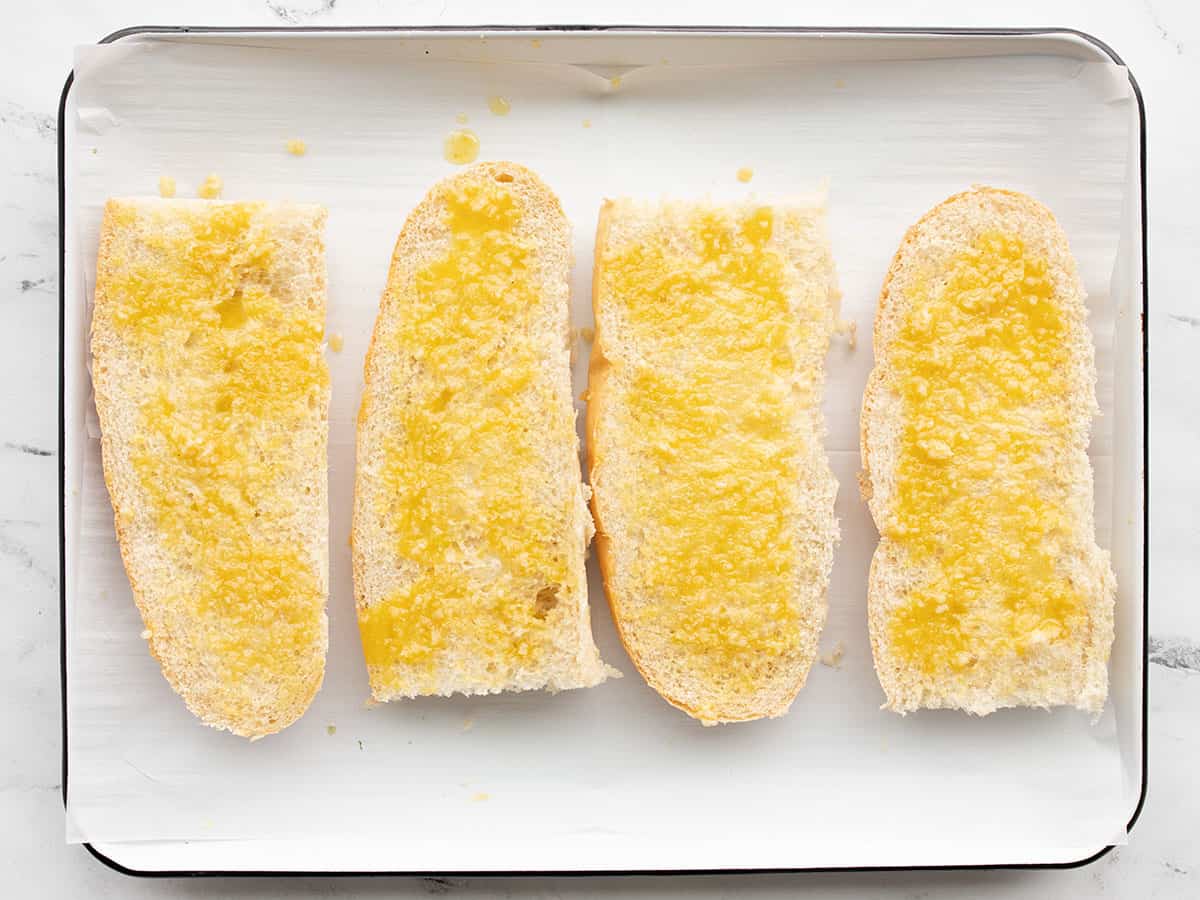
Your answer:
[359,180,576,693]
[886,232,1086,674]
[102,202,327,697]
[602,206,823,696]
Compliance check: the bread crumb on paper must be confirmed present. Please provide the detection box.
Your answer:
[326,724,337,736]
[569,326,595,355]
[286,138,307,156]
[157,176,176,198]
[818,641,845,669]
[328,332,345,353]
[196,173,223,199]
[834,318,857,349]
[471,792,490,802]
[461,717,475,732]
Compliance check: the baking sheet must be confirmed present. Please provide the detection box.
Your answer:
[62,30,1142,870]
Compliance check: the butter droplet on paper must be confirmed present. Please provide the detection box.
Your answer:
[444,129,480,165]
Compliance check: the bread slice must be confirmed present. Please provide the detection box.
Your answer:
[588,198,840,725]
[352,162,615,700]
[860,186,1117,715]
[91,198,330,738]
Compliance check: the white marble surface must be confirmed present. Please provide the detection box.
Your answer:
[2,0,1196,895]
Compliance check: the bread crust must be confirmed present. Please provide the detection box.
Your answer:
[587,202,670,712]
[860,186,1116,715]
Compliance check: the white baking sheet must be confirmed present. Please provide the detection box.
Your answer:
[62,30,1144,871]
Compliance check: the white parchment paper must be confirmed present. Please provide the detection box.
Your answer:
[63,32,1140,870]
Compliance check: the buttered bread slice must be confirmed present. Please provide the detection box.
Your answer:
[588,199,840,725]
[861,187,1116,715]
[92,198,330,738]
[352,162,614,700]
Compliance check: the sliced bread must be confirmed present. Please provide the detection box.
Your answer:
[91,198,330,738]
[588,198,840,724]
[352,162,615,700]
[860,186,1117,715]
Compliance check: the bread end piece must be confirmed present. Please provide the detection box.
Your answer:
[92,198,330,738]
[861,186,1116,716]
[352,162,616,701]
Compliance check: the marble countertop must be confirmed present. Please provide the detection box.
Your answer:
[4,0,1196,896]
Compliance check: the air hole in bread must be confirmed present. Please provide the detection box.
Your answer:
[534,585,559,618]
[183,331,198,348]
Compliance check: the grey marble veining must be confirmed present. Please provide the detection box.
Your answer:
[266,0,340,25]
[1149,636,1200,674]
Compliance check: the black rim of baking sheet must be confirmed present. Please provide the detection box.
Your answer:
[56,23,1151,880]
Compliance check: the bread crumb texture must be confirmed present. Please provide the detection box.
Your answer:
[92,199,330,737]
[888,232,1085,671]
[355,163,612,700]
[590,200,839,724]
[863,187,1115,715]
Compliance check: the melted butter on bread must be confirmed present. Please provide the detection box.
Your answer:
[359,178,578,694]
[93,199,329,734]
[886,232,1086,674]
[590,199,838,723]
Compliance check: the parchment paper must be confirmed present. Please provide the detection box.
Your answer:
[63,32,1140,870]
